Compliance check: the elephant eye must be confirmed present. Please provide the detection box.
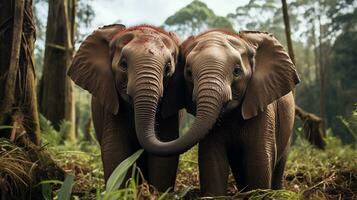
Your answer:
[233,64,243,77]
[164,61,172,77]
[119,57,128,71]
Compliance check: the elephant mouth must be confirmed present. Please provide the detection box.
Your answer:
[216,100,240,127]
[119,93,134,112]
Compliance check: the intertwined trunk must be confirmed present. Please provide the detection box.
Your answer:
[134,62,224,156]
[0,0,40,144]
[39,0,76,142]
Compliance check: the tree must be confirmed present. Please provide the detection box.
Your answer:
[326,30,357,141]
[33,0,95,76]
[164,0,233,37]
[39,0,76,142]
[281,0,325,149]
[290,0,357,139]
[0,0,40,145]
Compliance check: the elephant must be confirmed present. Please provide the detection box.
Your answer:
[176,30,300,196]
[67,24,185,191]
[122,30,300,196]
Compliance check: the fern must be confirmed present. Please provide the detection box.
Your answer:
[337,103,357,142]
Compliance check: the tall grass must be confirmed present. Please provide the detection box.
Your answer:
[27,112,357,199]
[337,104,357,142]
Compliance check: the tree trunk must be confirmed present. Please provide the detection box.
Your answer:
[281,0,325,149]
[281,0,295,63]
[39,0,76,143]
[0,2,66,198]
[0,0,40,145]
[318,9,326,132]
[295,105,325,149]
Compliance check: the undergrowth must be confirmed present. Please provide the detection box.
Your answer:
[1,107,356,199]
[37,127,356,199]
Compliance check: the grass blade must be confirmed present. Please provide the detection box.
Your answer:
[0,125,13,130]
[57,174,74,200]
[106,149,144,192]
[41,183,53,200]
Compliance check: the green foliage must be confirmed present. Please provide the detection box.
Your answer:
[74,86,94,142]
[326,30,357,140]
[39,175,74,200]
[35,117,357,199]
[40,114,72,145]
[57,175,75,200]
[337,104,357,142]
[286,131,356,199]
[236,189,300,200]
[0,125,13,130]
[164,0,233,36]
[41,182,52,200]
[105,149,143,193]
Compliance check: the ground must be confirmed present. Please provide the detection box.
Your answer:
[0,127,356,199]
[52,132,356,199]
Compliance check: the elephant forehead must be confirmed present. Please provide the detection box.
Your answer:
[197,31,246,50]
[133,34,164,45]
[123,38,166,58]
[197,35,228,47]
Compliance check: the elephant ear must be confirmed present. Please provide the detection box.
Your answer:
[239,31,300,119]
[68,24,126,115]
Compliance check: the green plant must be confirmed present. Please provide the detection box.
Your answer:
[39,175,74,200]
[0,125,13,130]
[337,104,357,142]
[40,114,62,145]
[106,149,143,193]
[100,149,144,200]
[58,175,74,200]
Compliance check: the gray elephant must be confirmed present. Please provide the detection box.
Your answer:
[68,24,184,191]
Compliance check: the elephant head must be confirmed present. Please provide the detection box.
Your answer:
[68,24,183,152]
[121,30,300,156]
[178,30,300,147]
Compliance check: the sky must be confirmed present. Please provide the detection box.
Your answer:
[90,0,250,28]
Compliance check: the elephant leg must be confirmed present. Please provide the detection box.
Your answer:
[271,93,294,189]
[272,153,287,189]
[227,146,246,191]
[242,155,272,190]
[227,138,272,191]
[91,97,104,144]
[199,129,229,196]
[239,105,276,191]
[146,114,180,192]
[100,111,138,185]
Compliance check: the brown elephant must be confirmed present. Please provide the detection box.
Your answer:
[130,30,300,195]
[67,24,184,191]
[178,30,300,196]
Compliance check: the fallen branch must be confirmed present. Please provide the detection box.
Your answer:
[295,105,326,149]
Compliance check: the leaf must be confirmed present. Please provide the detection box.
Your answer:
[0,125,13,130]
[105,149,144,192]
[57,174,74,200]
[173,186,192,199]
[37,180,63,186]
[41,183,53,200]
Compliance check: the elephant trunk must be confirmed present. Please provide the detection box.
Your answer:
[134,66,225,156]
